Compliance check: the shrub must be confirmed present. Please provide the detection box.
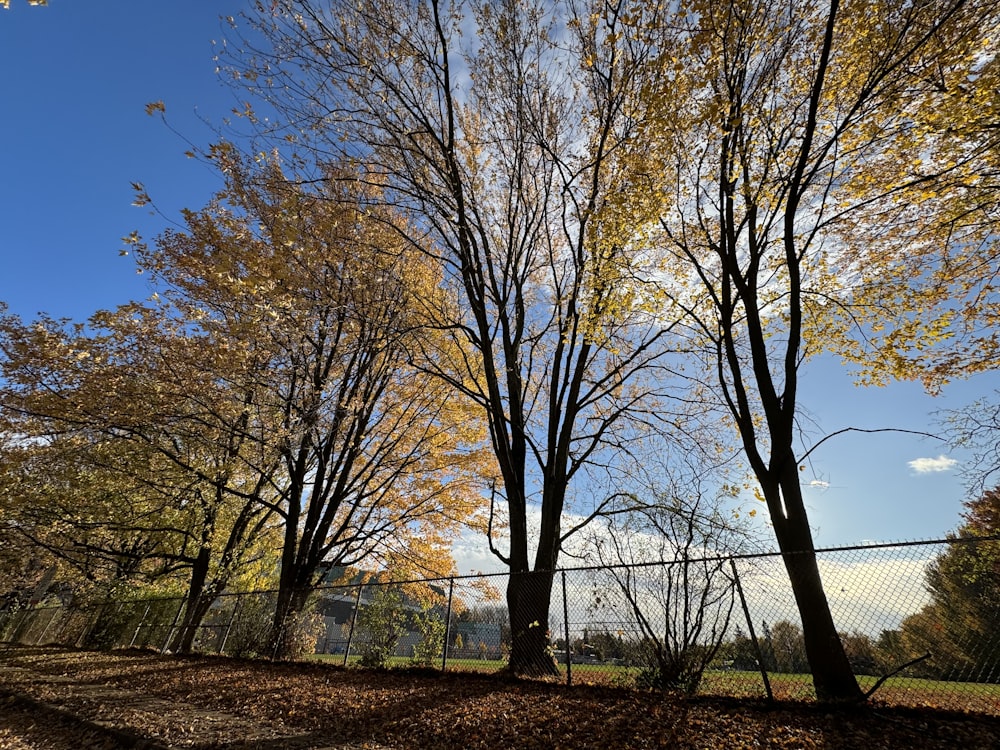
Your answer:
[357,585,406,668]
[223,593,275,659]
[411,608,445,667]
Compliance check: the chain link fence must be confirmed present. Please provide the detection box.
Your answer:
[3,538,999,712]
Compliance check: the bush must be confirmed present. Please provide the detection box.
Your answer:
[278,608,327,660]
[634,644,713,695]
[223,593,275,659]
[357,585,406,668]
[411,608,445,667]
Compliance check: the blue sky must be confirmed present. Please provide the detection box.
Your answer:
[1,1,997,553]
[0,0,243,320]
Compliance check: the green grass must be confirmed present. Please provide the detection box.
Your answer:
[308,653,507,671]
[702,669,1000,701]
[306,653,1000,712]
[696,670,1000,711]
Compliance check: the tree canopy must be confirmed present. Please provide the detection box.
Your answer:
[605,0,1000,701]
[229,0,702,674]
[0,148,488,654]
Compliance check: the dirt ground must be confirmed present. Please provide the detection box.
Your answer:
[2,645,1000,749]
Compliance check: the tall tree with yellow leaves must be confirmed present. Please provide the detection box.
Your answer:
[627,0,999,701]
[229,0,686,674]
[134,148,488,656]
[835,7,1000,392]
[0,301,283,652]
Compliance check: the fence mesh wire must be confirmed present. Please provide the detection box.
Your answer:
[3,538,999,713]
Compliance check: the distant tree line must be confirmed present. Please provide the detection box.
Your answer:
[878,488,1000,683]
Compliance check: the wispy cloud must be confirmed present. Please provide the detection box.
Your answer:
[908,455,958,474]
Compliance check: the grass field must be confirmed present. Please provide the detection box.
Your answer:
[308,653,1000,713]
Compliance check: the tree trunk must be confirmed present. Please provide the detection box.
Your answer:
[171,592,218,654]
[506,569,558,677]
[775,473,863,703]
[169,546,212,654]
[269,579,312,659]
[782,549,862,701]
[269,489,305,658]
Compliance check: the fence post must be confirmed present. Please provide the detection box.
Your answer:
[161,598,187,653]
[562,570,572,687]
[442,578,454,673]
[36,606,62,646]
[219,595,242,655]
[730,558,773,702]
[343,584,364,667]
[129,604,151,648]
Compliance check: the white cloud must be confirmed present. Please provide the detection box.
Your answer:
[451,519,942,638]
[907,455,958,474]
[731,551,935,635]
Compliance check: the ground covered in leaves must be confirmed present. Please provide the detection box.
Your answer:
[2,646,1000,749]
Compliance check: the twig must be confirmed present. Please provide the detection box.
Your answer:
[864,653,933,700]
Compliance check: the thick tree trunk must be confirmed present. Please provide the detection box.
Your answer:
[269,579,313,660]
[774,473,863,703]
[506,570,558,677]
[171,593,218,654]
[269,489,305,659]
[169,546,212,654]
[782,549,862,701]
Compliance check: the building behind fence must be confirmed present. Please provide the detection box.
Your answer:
[3,538,999,713]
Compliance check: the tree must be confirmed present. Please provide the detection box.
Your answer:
[873,629,910,675]
[357,583,407,668]
[942,391,1000,496]
[586,449,755,693]
[838,33,1000,394]
[0,472,64,616]
[1,146,484,655]
[0,309,280,650]
[769,621,808,675]
[134,150,487,657]
[88,310,283,654]
[841,631,879,676]
[232,0,681,674]
[626,0,999,701]
[725,626,759,672]
[222,0,999,691]
[0,433,180,588]
[900,487,1000,682]
[411,602,448,667]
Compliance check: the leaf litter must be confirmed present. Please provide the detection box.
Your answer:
[2,646,999,749]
